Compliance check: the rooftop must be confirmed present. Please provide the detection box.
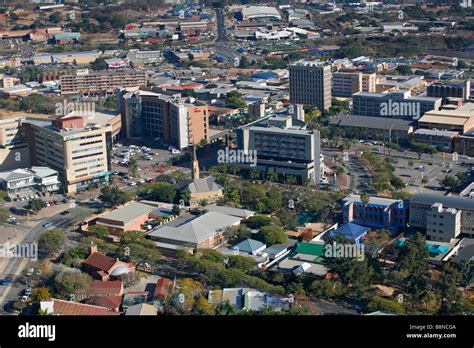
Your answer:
[411,193,474,211]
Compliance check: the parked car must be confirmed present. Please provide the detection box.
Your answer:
[42,222,53,228]
[0,277,12,286]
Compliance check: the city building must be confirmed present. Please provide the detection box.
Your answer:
[60,69,147,96]
[236,112,323,185]
[82,244,136,281]
[332,71,376,98]
[352,90,441,120]
[119,89,209,150]
[427,80,471,102]
[173,146,223,207]
[329,115,414,145]
[240,6,282,21]
[417,108,474,134]
[289,59,332,110]
[409,193,474,238]
[412,129,458,152]
[22,116,112,193]
[148,210,243,252]
[426,203,461,243]
[342,194,409,231]
[329,222,369,245]
[0,166,59,198]
[94,201,174,234]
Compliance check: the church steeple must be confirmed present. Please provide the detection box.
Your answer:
[192,144,199,180]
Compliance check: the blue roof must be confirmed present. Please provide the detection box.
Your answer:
[332,223,369,241]
[232,239,265,253]
[251,72,278,80]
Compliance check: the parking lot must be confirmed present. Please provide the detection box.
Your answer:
[109,140,190,188]
[356,142,474,194]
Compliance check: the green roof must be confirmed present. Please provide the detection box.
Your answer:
[294,242,326,257]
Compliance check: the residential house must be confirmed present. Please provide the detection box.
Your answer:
[82,244,135,281]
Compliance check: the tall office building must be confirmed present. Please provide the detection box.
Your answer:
[289,59,332,111]
[427,80,471,102]
[22,116,112,193]
[352,90,441,120]
[236,111,323,185]
[119,89,209,150]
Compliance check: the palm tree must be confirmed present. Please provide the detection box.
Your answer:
[249,170,260,181]
[267,171,278,183]
[286,175,297,187]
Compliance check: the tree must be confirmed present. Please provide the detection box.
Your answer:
[54,269,92,300]
[180,189,191,205]
[20,94,55,114]
[193,296,215,315]
[0,207,9,225]
[128,158,138,178]
[223,225,251,240]
[239,56,250,69]
[246,215,279,229]
[286,175,297,186]
[386,142,400,156]
[398,233,430,304]
[90,57,108,70]
[205,83,217,89]
[48,12,62,23]
[38,229,66,258]
[360,192,370,205]
[227,255,256,272]
[225,91,246,109]
[28,198,47,213]
[256,225,287,245]
[249,170,260,181]
[266,171,278,183]
[99,186,131,207]
[390,176,406,191]
[31,288,51,303]
[139,182,176,203]
[172,204,181,216]
[182,89,197,98]
[396,65,412,75]
[435,264,463,315]
[440,175,461,190]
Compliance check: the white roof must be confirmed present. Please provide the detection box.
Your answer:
[149,211,241,245]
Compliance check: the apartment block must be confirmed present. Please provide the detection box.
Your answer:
[22,116,112,193]
[289,59,332,110]
[352,90,441,120]
[332,71,376,98]
[236,113,322,185]
[119,89,209,150]
[410,193,474,238]
[426,203,461,243]
[60,69,147,96]
[427,80,471,102]
[342,194,408,231]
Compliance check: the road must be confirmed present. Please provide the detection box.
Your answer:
[0,205,93,314]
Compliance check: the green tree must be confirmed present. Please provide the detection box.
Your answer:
[53,269,92,300]
[48,12,62,23]
[38,229,66,258]
[182,89,197,98]
[385,141,400,156]
[225,91,246,109]
[239,56,250,69]
[28,198,47,213]
[227,255,256,272]
[0,208,9,225]
[246,215,279,229]
[128,158,138,178]
[360,192,370,205]
[139,182,176,203]
[440,175,461,190]
[396,65,413,75]
[99,186,131,207]
[266,171,278,183]
[90,57,108,70]
[256,225,287,245]
[435,264,464,315]
[193,296,215,315]
[31,287,51,303]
